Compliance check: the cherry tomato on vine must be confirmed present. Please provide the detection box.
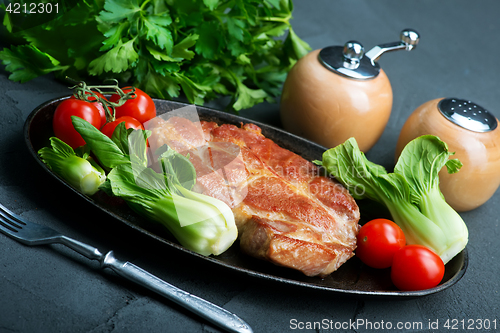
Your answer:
[70,91,108,122]
[356,218,406,269]
[70,91,108,126]
[391,245,445,291]
[101,116,145,138]
[53,99,102,149]
[109,87,156,124]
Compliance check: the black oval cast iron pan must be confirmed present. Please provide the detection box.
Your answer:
[24,96,467,299]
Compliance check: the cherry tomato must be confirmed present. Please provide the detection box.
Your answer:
[356,218,406,269]
[101,116,145,138]
[53,99,102,149]
[109,87,156,124]
[391,245,445,291]
[70,91,108,126]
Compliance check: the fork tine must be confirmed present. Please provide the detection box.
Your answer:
[0,201,24,220]
[0,204,24,236]
[0,202,59,245]
[0,203,25,230]
[0,218,19,233]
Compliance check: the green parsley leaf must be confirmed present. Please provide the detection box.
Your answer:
[288,27,310,58]
[143,70,181,99]
[146,45,175,62]
[171,34,199,61]
[0,45,66,83]
[89,39,139,75]
[144,16,174,52]
[100,22,130,51]
[195,21,225,60]
[175,72,211,105]
[233,78,269,111]
[2,9,13,33]
[203,0,220,10]
[1,0,310,112]
[265,0,281,8]
[99,0,141,22]
[227,17,246,42]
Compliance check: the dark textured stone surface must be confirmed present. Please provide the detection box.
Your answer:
[1,1,499,332]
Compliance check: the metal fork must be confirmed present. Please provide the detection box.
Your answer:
[0,202,252,333]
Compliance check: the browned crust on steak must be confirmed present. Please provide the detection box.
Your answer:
[147,117,360,277]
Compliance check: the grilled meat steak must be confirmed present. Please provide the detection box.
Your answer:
[147,116,360,277]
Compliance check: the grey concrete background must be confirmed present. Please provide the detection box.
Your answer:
[1,1,499,332]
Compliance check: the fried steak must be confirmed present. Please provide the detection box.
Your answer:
[147,116,360,277]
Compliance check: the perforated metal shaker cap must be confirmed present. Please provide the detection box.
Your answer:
[438,98,498,132]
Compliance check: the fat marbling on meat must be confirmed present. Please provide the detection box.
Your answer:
[146,115,360,277]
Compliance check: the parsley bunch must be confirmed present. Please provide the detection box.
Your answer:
[0,0,310,111]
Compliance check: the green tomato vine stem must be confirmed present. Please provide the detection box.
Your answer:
[65,77,137,123]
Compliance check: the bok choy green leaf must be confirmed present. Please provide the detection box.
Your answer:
[315,135,468,264]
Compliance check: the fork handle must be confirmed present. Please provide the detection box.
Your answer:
[59,236,103,260]
[101,251,253,333]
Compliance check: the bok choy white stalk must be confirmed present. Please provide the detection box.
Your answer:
[315,135,468,264]
[107,162,237,256]
[38,137,105,195]
[393,135,468,263]
[72,117,237,256]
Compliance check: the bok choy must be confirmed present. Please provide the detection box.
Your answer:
[38,137,106,195]
[314,135,468,264]
[71,117,237,256]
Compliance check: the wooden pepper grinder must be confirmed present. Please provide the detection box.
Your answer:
[280,29,420,152]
